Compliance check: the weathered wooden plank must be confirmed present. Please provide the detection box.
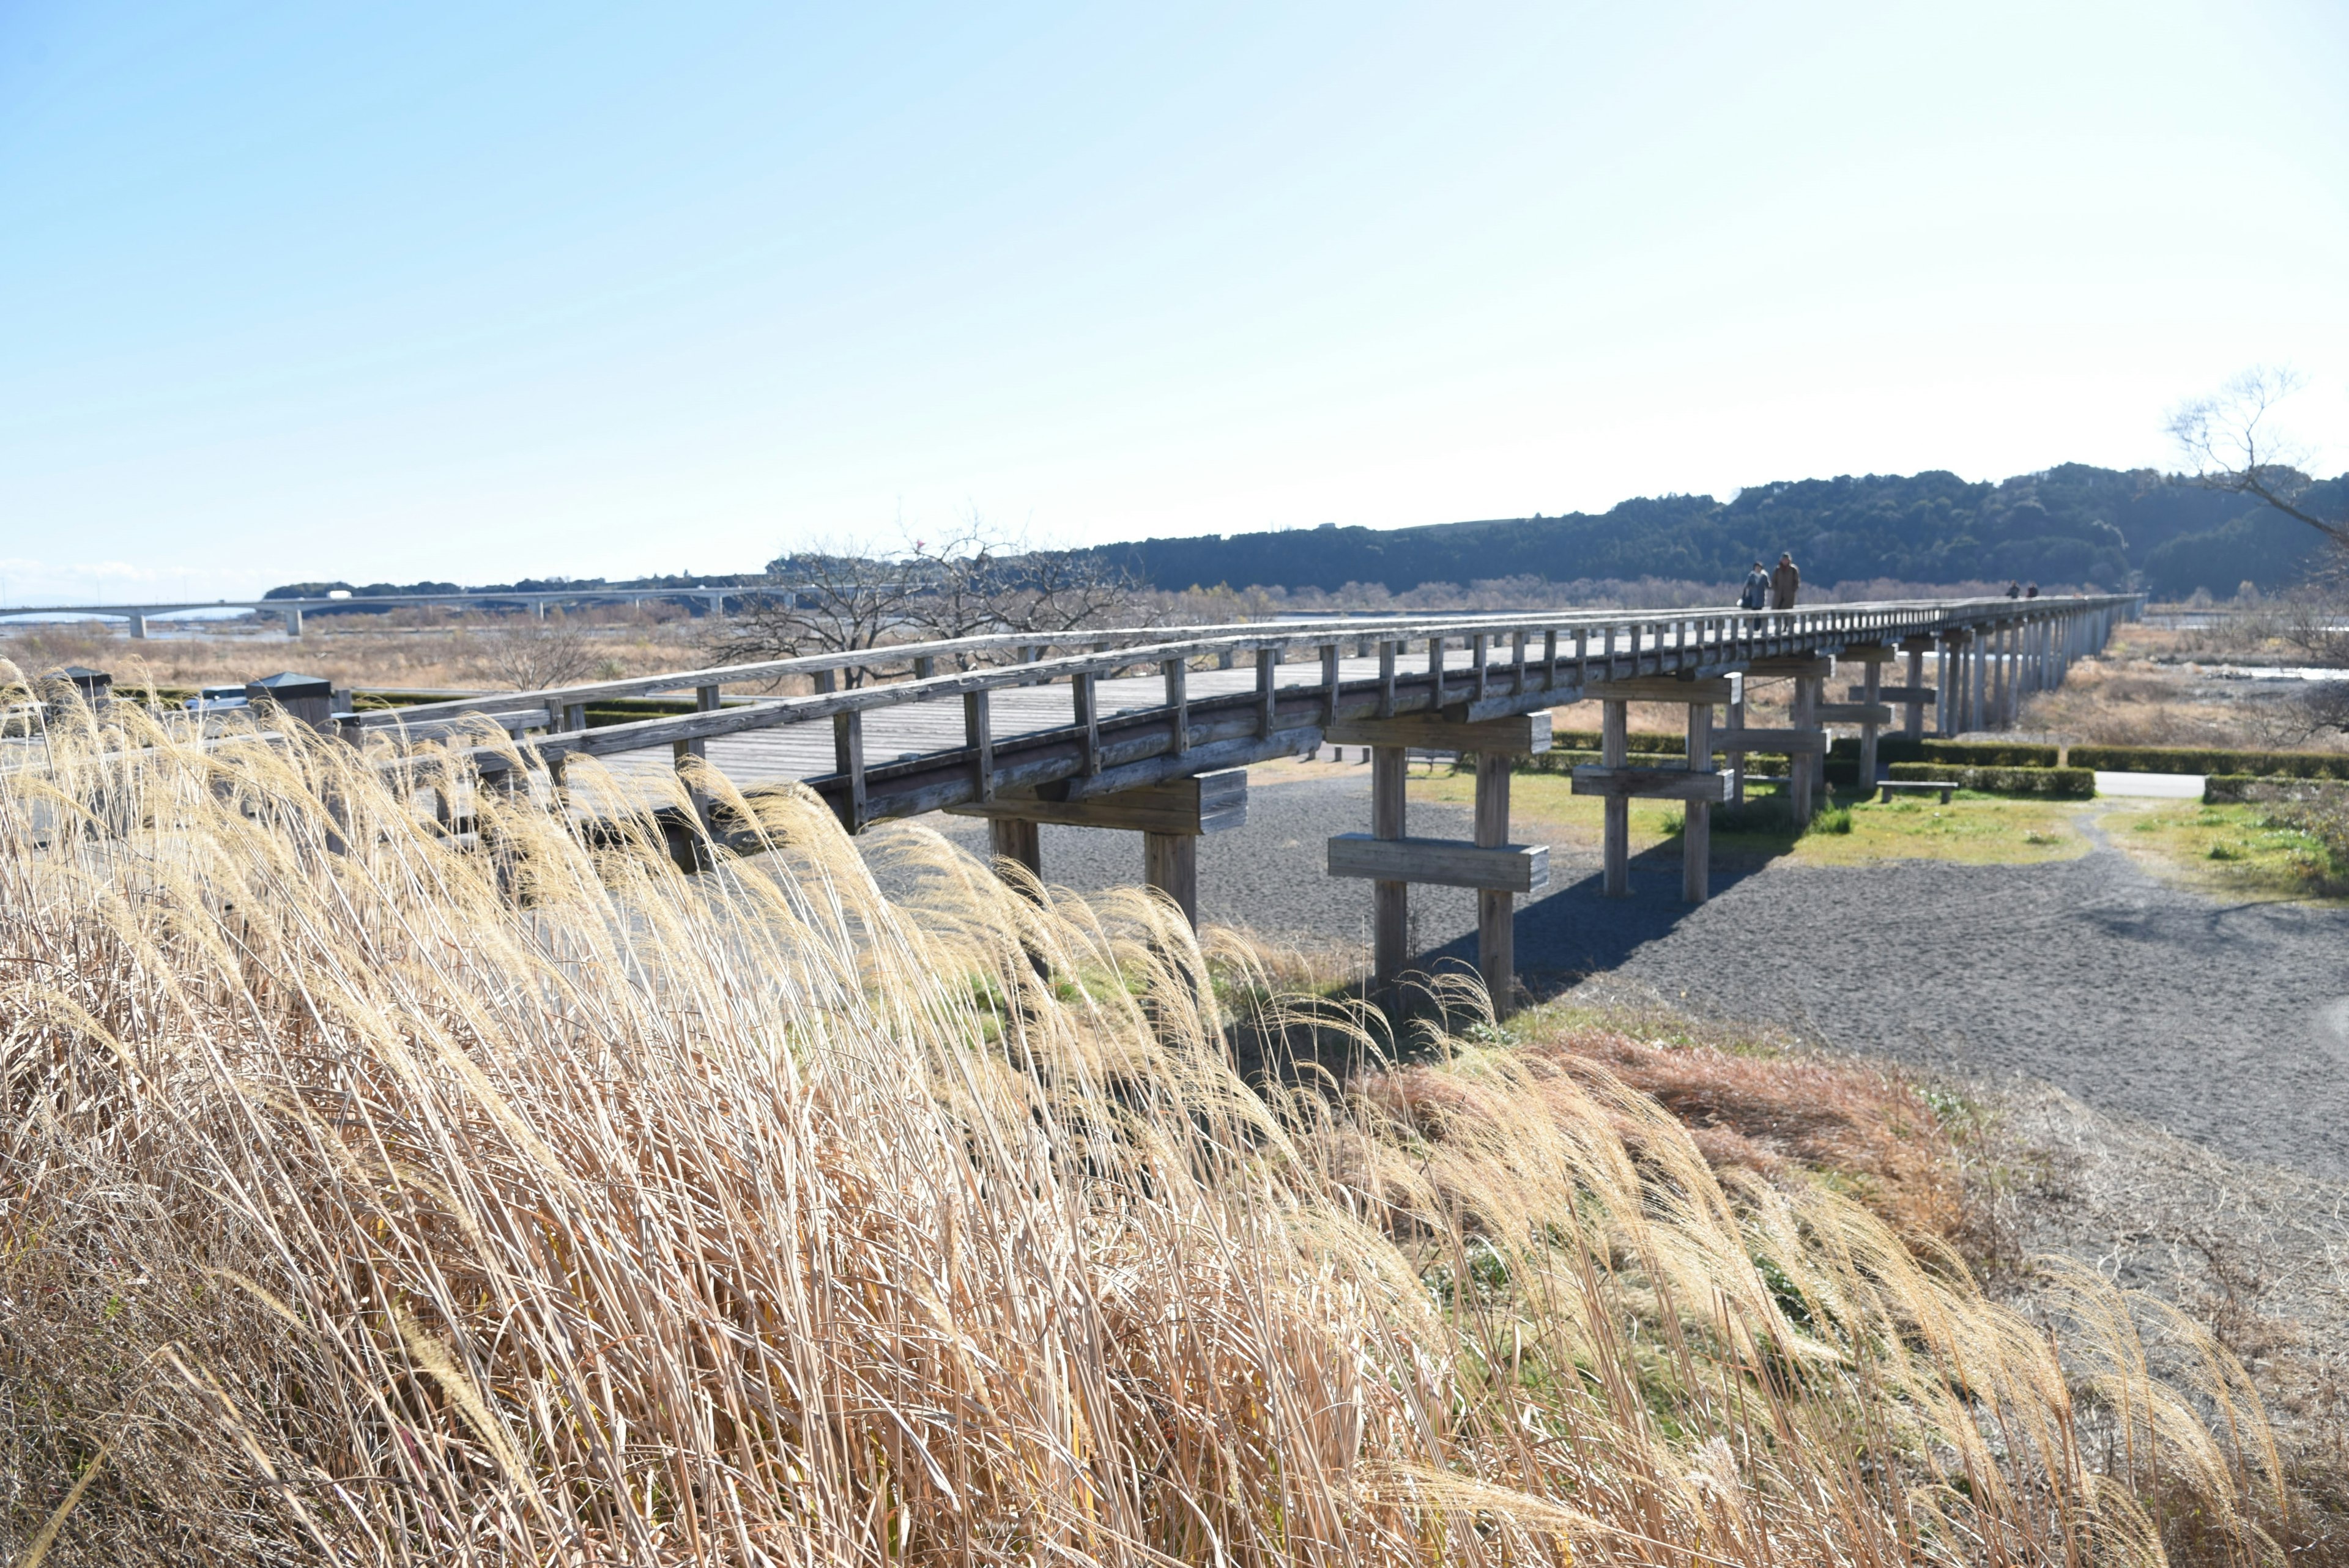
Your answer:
[945,769,1246,835]
[1743,656,1835,679]
[1712,728,1827,755]
[1851,684,1935,703]
[1327,834,1549,894]
[1570,766,1736,802]
[1815,702,1894,725]
[1326,711,1553,754]
[1582,675,1735,704]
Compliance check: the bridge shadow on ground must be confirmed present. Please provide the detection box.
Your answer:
[1416,804,1819,1007]
[1230,801,1817,1090]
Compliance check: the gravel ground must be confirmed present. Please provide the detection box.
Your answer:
[922,762,2349,1182]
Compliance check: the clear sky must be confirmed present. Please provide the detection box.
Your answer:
[3,1,2345,604]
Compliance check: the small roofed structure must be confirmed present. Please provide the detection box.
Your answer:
[246,671,336,731]
[53,665,114,708]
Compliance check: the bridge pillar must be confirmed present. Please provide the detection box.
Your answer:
[1788,676,1817,827]
[1841,646,1893,785]
[1899,637,1932,740]
[1682,699,1713,903]
[949,771,1247,930]
[128,613,149,639]
[283,605,303,638]
[1371,744,1407,980]
[1474,752,1514,1009]
[989,817,1043,884]
[1328,713,1551,1005]
[1601,699,1630,895]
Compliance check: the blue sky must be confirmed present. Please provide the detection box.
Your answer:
[2,1,2345,603]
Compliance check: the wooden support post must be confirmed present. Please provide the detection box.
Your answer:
[1162,657,1189,754]
[1970,633,1987,734]
[1904,642,1926,741]
[1474,750,1515,1016]
[1073,670,1100,776]
[1371,744,1407,982]
[1683,700,1713,903]
[1321,643,1341,725]
[1256,647,1277,737]
[1601,699,1630,897]
[1726,679,1746,804]
[1788,677,1817,827]
[1377,640,1397,717]
[963,689,994,802]
[1858,657,1882,786]
[1143,832,1198,928]
[989,816,1042,884]
[832,708,865,831]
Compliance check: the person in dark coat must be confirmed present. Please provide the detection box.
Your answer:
[1739,561,1770,611]
[1770,553,1800,610]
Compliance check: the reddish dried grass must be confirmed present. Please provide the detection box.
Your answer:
[1521,1026,1966,1248]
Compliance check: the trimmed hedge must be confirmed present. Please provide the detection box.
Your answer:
[1549,728,1693,753]
[1830,737,2060,768]
[1887,762,2095,798]
[2203,774,2349,805]
[2069,744,2349,778]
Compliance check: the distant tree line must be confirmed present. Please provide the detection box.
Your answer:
[1069,464,2349,602]
[268,462,2349,613]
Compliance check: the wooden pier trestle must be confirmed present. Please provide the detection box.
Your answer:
[1326,711,1551,1012]
[317,593,2141,1020]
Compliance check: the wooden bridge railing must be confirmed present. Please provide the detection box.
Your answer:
[342,593,2140,834]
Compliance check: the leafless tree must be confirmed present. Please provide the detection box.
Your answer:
[2167,368,2345,545]
[468,613,599,690]
[707,520,1149,682]
[2170,368,2349,733]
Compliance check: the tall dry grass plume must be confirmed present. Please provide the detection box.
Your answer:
[0,667,2290,1566]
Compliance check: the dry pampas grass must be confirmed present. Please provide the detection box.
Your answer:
[0,673,2292,1566]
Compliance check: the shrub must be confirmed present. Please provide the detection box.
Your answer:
[1809,806,1855,835]
[2069,743,2349,778]
[1887,761,2096,797]
[2203,774,2349,805]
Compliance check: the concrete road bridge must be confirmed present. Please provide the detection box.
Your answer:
[316,593,2135,1013]
[0,585,761,637]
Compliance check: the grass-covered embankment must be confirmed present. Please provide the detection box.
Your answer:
[0,676,2291,1566]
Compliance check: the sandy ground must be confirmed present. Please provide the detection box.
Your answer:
[925,761,2349,1183]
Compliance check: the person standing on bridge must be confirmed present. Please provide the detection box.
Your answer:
[1770,552,1801,610]
[1739,561,1770,613]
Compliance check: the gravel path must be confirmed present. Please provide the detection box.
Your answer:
[924,766,2349,1181]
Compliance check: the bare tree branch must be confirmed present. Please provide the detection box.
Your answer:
[468,613,601,690]
[2167,368,2346,544]
[705,520,1152,682]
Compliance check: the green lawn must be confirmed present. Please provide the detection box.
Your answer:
[2105,799,2348,903]
[1413,771,2090,867]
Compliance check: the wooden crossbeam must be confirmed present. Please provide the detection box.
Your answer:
[1850,685,1935,703]
[1327,834,1549,894]
[1326,711,1552,753]
[1816,702,1893,725]
[1583,675,1735,704]
[1570,766,1736,802]
[1743,656,1834,679]
[1712,728,1827,755]
[946,769,1246,835]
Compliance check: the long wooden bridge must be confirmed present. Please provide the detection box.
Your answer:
[333,594,2137,1011]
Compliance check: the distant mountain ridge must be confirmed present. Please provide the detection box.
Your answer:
[1083,464,2347,599]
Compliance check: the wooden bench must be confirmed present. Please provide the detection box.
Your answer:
[1878,780,1956,804]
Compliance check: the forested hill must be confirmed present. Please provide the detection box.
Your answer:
[1088,464,2348,599]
